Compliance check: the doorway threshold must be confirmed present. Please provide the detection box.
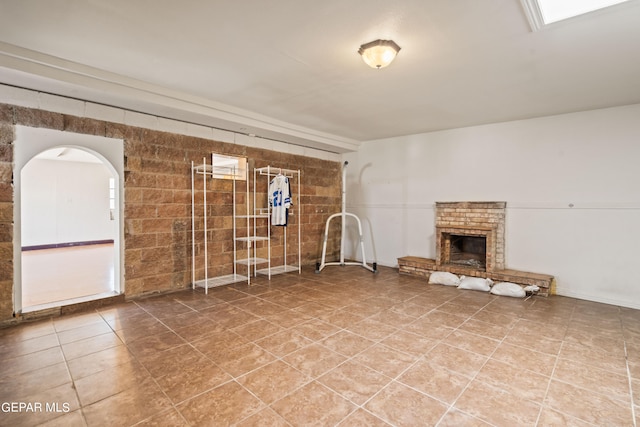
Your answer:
[20,292,125,321]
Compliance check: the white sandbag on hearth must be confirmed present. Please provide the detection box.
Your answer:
[428,271,460,286]
[490,282,526,298]
[457,276,493,292]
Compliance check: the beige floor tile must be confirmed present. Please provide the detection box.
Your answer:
[125,330,185,359]
[66,344,135,380]
[353,343,417,378]
[419,309,468,329]
[230,318,283,342]
[214,342,277,377]
[404,318,456,340]
[107,311,162,332]
[155,311,210,330]
[559,341,628,375]
[83,376,173,427]
[283,343,347,378]
[74,360,150,406]
[553,358,631,401]
[0,332,59,360]
[172,317,228,342]
[236,407,291,427]
[137,344,202,378]
[454,380,541,426]
[545,379,634,426]
[320,330,376,357]
[364,381,448,427]
[346,317,399,341]
[0,345,65,378]
[633,378,640,406]
[436,301,483,318]
[1,318,55,338]
[97,302,146,322]
[255,328,313,357]
[271,381,356,427]
[443,329,500,357]
[137,408,190,426]
[368,309,417,328]
[37,410,87,427]
[60,332,122,361]
[238,360,309,404]
[201,303,261,328]
[318,360,392,405]
[490,341,557,377]
[0,362,71,401]
[471,308,520,329]
[564,327,626,354]
[177,380,263,426]
[291,318,342,342]
[263,309,313,328]
[503,329,563,355]
[475,358,550,402]
[55,321,113,345]
[397,356,471,404]
[232,297,289,317]
[380,329,438,356]
[425,343,488,378]
[337,409,392,426]
[155,357,232,404]
[537,406,599,427]
[457,318,510,341]
[114,320,172,344]
[510,318,567,341]
[437,408,494,426]
[191,329,249,357]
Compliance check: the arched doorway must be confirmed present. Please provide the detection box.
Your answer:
[13,127,124,313]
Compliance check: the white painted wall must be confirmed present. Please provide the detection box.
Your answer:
[21,158,114,246]
[343,103,640,309]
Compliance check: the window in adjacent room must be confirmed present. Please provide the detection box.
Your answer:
[109,177,116,220]
[211,153,247,180]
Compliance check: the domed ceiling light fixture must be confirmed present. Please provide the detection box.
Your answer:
[358,39,401,69]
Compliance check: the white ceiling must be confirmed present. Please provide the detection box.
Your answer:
[1,0,639,153]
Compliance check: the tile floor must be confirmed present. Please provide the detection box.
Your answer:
[1,266,640,426]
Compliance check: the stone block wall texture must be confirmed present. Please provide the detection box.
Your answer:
[0,103,342,321]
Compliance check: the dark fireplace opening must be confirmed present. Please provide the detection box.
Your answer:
[449,235,486,269]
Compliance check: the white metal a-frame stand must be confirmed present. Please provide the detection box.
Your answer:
[315,161,377,274]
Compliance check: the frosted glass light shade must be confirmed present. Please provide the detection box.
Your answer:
[358,39,401,69]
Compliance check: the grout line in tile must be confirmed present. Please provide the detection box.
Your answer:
[55,322,89,427]
[625,339,637,427]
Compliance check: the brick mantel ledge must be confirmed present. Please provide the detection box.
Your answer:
[397,256,554,297]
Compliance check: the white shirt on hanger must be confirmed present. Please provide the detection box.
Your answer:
[269,174,291,226]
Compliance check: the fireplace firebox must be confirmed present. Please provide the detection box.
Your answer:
[449,235,486,268]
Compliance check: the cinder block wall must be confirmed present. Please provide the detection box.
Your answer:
[0,103,342,321]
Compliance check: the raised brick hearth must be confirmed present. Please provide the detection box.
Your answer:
[399,201,554,296]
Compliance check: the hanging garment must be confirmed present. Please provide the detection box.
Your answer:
[269,174,292,226]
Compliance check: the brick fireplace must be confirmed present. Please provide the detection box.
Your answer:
[398,201,555,296]
[435,201,505,272]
